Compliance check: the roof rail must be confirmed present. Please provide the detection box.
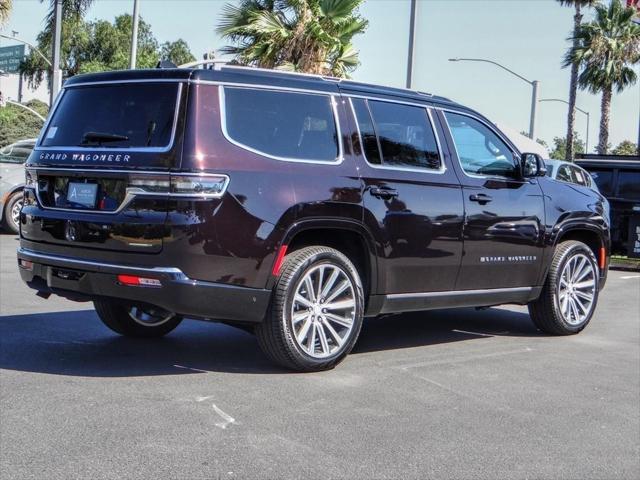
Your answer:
[178,59,231,70]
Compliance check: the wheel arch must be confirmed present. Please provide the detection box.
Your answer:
[545,223,610,288]
[269,219,378,301]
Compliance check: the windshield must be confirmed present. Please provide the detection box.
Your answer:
[41,83,180,149]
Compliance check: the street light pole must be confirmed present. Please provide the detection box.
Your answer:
[539,98,590,154]
[129,0,140,69]
[50,0,63,106]
[0,34,52,67]
[449,57,540,140]
[406,0,418,89]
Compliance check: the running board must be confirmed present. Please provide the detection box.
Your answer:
[366,286,542,316]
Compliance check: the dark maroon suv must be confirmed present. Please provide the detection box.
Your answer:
[18,66,610,371]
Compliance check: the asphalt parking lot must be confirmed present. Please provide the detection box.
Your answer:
[1,232,639,480]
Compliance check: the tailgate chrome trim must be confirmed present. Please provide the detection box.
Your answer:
[17,248,187,279]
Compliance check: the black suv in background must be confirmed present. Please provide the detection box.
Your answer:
[575,154,640,257]
[18,67,610,371]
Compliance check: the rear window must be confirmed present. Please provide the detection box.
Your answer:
[41,83,180,149]
[222,87,339,162]
[618,170,640,200]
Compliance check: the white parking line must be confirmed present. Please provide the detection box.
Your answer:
[620,275,640,280]
[452,329,494,337]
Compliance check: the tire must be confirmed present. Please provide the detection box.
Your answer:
[256,246,365,372]
[3,190,23,235]
[93,299,183,338]
[529,240,599,335]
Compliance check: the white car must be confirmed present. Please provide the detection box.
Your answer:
[0,139,35,234]
[544,158,600,193]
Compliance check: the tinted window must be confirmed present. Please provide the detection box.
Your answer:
[445,112,516,177]
[589,169,614,196]
[224,88,338,162]
[618,170,640,200]
[367,100,440,169]
[42,83,179,148]
[556,165,573,183]
[351,98,381,164]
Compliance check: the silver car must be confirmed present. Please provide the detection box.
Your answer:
[0,139,35,234]
[544,158,600,193]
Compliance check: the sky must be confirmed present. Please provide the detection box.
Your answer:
[2,0,639,150]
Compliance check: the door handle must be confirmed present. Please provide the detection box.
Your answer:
[469,193,493,204]
[370,187,399,199]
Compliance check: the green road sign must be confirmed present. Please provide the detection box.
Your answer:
[0,45,26,74]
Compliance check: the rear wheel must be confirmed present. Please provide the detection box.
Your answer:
[256,246,365,372]
[3,191,23,234]
[93,299,183,338]
[529,240,599,335]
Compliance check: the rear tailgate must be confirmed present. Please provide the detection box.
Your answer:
[22,80,187,253]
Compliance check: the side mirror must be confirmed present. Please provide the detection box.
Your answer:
[521,153,548,178]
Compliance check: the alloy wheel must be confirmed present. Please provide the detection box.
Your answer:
[10,198,22,230]
[290,263,356,359]
[557,253,597,326]
[128,305,174,327]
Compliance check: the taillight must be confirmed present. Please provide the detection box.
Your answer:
[126,173,228,199]
[25,169,37,188]
[170,175,228,197]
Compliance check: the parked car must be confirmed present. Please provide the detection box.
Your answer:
[17,67,610,371]
[576,154,640,256]
[0,139,35,234]
[544,158,600,193]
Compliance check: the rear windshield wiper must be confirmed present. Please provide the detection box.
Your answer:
[81,131,129,146]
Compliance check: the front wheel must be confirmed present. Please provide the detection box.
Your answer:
[93,299,183,338]
[529,240,599,335]
[256,246,365,372]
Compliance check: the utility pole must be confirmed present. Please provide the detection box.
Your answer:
[50,0,63,105]
[405,0,418,89]
[129,0,140,69]
[449,58,540,140]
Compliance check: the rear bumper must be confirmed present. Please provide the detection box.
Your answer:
[17,247,271,323]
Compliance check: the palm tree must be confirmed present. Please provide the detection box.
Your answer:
[565,1,640,155]
[217,0,368,78]
[0,0,12,26]
[558,0,600,161]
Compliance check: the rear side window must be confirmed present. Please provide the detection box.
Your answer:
[618,170,640,200]
[360,100,441,170]
[589,169,614,196]
[351,98,381,165]
[223,87,339,162]
[42,83,180,149]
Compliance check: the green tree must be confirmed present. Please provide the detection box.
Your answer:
[612,139,638,155]
[0,99,49,147]
[557,0,600,161]
[565,1,640,154]
[20,14,194,88]
[160,39,196,66]
[0,0,12,26]
[217,0,368,78]
[550,132,586,159]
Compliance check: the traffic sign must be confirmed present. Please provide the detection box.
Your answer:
[0,45,26,74]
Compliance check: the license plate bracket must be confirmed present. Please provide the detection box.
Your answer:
[67,182,98,208]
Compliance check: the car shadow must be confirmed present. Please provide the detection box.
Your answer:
[0,306,540,377]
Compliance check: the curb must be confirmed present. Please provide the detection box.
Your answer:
[610,260,640,272]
